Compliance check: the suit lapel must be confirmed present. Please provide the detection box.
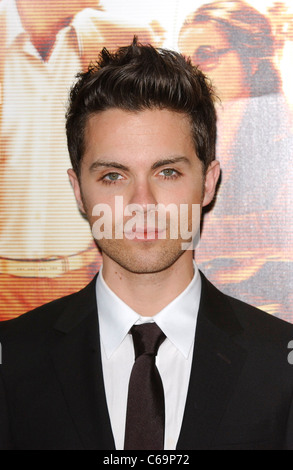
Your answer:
[48,270,247,450]
[50,276,115,450]
[177,273,247,450]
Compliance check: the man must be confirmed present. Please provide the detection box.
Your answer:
[1,39,293,450]
[0,0,156,320]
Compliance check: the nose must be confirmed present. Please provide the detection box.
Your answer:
[127,179,158,211]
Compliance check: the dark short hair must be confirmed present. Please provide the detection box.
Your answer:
[66,38,217,177]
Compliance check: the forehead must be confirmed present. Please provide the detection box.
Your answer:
[83,108,197,165]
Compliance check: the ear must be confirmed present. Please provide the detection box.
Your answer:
[67,169,86,214]
[202,160,221,208]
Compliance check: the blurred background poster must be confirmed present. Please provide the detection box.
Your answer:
[0,0,292,322]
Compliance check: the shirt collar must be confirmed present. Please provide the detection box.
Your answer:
[96,262,201,359]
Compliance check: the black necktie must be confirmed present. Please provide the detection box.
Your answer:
[124,323,166,450]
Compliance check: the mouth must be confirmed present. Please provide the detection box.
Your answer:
[124,227,167,241]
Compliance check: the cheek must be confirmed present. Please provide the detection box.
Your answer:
[175,179,204,205]
[80,184,113,224]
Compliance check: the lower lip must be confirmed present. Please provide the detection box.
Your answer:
[125,230,166,241]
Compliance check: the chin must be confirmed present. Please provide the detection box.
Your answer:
[98,239,185,275]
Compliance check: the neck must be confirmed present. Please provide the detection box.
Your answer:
[102,251,195,316]
[16,0,73,60]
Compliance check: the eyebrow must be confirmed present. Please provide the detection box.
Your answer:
[89,156,191,173]
[89,160,129,173]
[151,156,191,170]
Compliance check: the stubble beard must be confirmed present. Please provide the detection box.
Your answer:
[95,237,186,275]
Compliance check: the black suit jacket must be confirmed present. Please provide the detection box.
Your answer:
[1,272,293,450]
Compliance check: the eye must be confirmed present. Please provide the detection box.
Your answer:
[159,168,180,179]
[102,172,123,183]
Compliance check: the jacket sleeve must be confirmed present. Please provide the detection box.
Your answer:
[285,391,293,450]
[0,371,13,450]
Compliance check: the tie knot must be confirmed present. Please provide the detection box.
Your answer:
[131,323,166,359]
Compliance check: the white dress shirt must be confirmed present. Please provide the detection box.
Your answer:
[96,262,201,450]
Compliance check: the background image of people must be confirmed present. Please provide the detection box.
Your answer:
[0,0,292,322]
[179,0,293,320]
[0,0,159,320]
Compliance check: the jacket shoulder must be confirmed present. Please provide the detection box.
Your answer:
[200,271,293,347]
[0,276,98,381]
[222,291,293,363]
[0,275,97,340]
[0,291,78,340]
[228,294,293,339]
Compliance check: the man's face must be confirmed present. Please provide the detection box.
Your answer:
[68,108,219,274]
